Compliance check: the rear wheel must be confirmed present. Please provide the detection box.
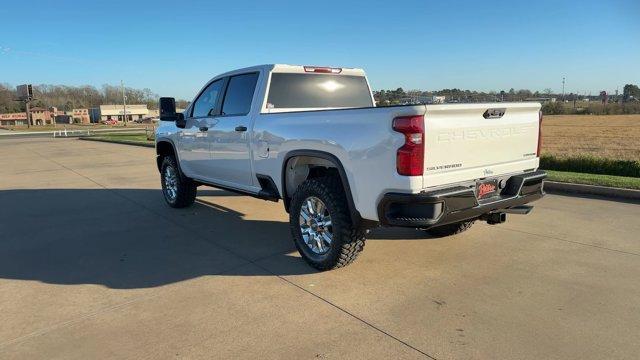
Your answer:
[425,220,475,237]
[160,155,197,208]
[289,177,365,271]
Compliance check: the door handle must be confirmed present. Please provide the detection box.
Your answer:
[235,125,247,132]
[199,126,208,132]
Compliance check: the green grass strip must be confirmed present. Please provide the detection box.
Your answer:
[94,133,151,143]
[540,155,640,177]
[546,170,640,190]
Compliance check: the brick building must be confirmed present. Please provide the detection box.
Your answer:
[29,107,57,125]
[69,109,90,124]
[0,113,28,126]
[0,106,59,126]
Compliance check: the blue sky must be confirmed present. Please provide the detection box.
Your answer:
[1,0,638,100]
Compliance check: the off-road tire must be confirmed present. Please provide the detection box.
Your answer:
[425,220,475,237]
[160,155,197,208]
[289,177,365,271]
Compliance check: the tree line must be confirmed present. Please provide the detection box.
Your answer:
[374,84,640,115]
[373,84,640,106]
[0,83,191,114]
[2,82,638,115]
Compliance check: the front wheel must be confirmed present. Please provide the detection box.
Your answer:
[289,177,365,271]
[160,155,197,208]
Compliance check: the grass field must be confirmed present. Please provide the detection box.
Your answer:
[541,114,640,161]
[540,114,639,189]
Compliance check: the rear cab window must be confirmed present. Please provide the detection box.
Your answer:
[265,73,373,111]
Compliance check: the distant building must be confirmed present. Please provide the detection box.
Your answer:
[0,113,27,126]
[28,107,57,125]
[55,114,73,124]
[69,108,91,124]
[89,104,149,123]
[0,107,57,126]
[525,97,556,103]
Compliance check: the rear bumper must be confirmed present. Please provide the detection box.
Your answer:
[378,170,546,228]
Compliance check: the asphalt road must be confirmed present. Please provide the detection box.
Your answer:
[1,138,639,360]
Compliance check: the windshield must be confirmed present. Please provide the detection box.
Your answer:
[266,73,373,110]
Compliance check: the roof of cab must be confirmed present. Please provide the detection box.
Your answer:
[212,64,366,79]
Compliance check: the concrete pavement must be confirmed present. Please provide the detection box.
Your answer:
[1,138,639,359]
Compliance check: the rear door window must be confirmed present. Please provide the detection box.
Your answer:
[221,73,259,116]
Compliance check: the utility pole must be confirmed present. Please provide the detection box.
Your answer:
[121,80,127,127]
[24,100,31,128]
[16,84,33,128]
[562,77,565,101]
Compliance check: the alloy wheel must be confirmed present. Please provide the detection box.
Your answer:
[299,196,333,255]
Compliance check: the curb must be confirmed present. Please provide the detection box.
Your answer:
[544,181,640,200]
[79,137,155,148]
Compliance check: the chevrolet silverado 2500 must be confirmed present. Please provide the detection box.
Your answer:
[155,64,546,270]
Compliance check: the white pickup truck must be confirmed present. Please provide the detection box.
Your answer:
[155,64,546,270]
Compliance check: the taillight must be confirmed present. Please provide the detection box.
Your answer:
[393,115,424,176]
[303,66,342,74]
[537,110,543,157]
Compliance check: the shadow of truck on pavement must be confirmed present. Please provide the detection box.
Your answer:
[0,188,317,289]
[0,188,432,289]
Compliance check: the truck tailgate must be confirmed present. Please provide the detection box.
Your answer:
[423,103,541,188]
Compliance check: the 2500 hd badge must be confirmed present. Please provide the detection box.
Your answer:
[425,163,463,172]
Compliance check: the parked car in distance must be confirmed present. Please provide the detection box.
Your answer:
[100,119,119,125]
[155,64,546,270]
[133,117,157,124]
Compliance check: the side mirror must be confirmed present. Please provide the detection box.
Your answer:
[159,97,186,128]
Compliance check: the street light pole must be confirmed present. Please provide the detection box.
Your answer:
[121,80,127,127]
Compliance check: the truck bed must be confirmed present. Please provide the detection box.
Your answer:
[252,102,541,220]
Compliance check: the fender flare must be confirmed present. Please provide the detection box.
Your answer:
[155,139,178,172]
[281,150,363,226]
